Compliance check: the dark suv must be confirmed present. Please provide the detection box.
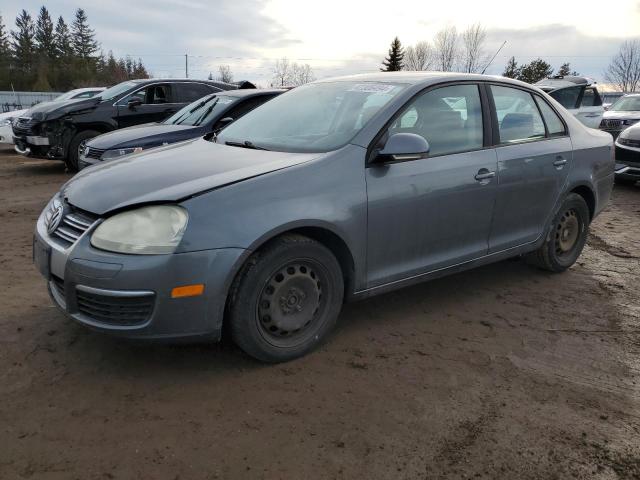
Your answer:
[12,79,248,170]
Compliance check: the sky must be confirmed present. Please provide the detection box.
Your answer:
[3,0,640,86]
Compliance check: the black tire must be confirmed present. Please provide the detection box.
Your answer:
[227,234,344,362]
[527,193,590,272]
[615,177,637,187]
[65,130,100,172]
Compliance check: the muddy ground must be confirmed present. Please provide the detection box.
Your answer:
[0,148,639,480]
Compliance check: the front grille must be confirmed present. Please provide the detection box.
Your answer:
[85,147,105,160]
[615,145,640,164]
[600,119,622,129]
[46,200,98,247]
[76,288,155,326]
[12,116,37,136]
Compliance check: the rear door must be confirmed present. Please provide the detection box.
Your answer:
[365,83,498,287]
[488,84,572,253]
[116,83,178,127]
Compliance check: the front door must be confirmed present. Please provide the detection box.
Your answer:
[366,83,498,288]
[487,85,572,252]
[117,84,179,128]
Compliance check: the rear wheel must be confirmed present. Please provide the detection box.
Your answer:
[227,234,344,362]
[65,130,100,172]
[527,193,590,272]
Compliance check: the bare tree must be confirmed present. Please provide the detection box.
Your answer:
[272,57,291,86]
[291,63,315,85]
[403,41,433,71]
[272,58,315,86]
[217,64,233,83]
[460,23,487,73]
[605,40,640,92]
[433,26,458,72]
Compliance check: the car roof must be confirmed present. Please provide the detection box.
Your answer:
[313,71,536,89]
[126,78,238,89]
[215,88,286,98]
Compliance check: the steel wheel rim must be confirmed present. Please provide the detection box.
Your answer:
[256,259,327,347]
[555,208,580,256]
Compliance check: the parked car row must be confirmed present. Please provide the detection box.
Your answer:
[29,72,615,362]
[0,88,106,145]
[11,79,253,170]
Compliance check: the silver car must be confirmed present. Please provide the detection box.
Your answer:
[33,73,614,362]
[614,121,640,185]
[600,93,640,138]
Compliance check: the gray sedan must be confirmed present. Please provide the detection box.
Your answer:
[33,73,614,362]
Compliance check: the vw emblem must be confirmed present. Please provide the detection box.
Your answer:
[47,204,64,235]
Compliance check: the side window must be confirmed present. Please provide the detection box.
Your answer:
[580,87,602,107]
[548,86,582,109]
[491,86,545,143]
[535,96,566,137]
[119,84,172,105]
[386,84,484,157]
[179,83,217,102]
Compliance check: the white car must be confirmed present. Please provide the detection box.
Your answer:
[535,76,604,128]
[0,87,105,145]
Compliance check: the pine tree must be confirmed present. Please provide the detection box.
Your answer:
[35,6,56,58]
[557,63,579,77]
[71,8,98,59]
[10,10,36,89]
[518,58,553,84]
[502,56,521,79]
[0,16,11,89]
[54,16,73,58]
[381,37,404,72]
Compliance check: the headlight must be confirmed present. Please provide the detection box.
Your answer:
[91,205,188,255]
[0,117,13,127]
[101,147,143,160]
[622,119,640,126]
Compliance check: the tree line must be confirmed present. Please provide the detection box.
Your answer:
[381,27,640,92]
[0,6,149,92]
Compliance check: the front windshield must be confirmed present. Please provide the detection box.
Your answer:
[217,81,408,153]
[96,81,138,101]
[163,94,236,126]
[53,90,77,101]
[609,96,640,112]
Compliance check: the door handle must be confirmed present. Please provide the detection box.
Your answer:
[474,169,496,181]
[553,157,567,168]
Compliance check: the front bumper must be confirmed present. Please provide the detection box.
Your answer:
[614,144,640,180]
[33,207,246,341]
[0,124,14,144]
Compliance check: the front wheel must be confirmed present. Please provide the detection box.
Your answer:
[527,193,590,272]
[65,130,101,172]
[227,234,344,362]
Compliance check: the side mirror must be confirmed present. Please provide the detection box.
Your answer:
[127,98,142,109]
[373,133,430,164]
[213,117,234,132]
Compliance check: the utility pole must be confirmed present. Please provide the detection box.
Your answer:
[185,54,188,78]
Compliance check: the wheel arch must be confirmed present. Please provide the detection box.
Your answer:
[569,183,596,220]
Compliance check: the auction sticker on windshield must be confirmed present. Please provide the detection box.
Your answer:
[348,83,397,94]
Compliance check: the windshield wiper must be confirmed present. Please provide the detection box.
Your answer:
[225,140,269,151]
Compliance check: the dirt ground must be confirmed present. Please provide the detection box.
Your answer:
[0,148,639,480]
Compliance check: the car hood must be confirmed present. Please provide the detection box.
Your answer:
[603,110,640,120]
[0,109,27,121]
[88,123,199,150]
[63,138,320,215]
[26,97,100,121]
[619,123,640,140]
